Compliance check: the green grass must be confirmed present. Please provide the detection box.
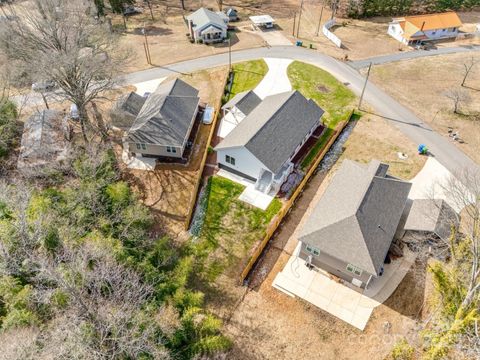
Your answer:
[287,61,356,128]
[196,176,282,281]
[228,59,268,101]
[300,128,334,170]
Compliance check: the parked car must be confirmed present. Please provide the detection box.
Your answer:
[31,80,56,93]
[123,6,143,16]
[70,104,79,120]
[202,105,214,125]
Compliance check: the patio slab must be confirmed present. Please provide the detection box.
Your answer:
[273,241,416,330]
[217,111,240,138]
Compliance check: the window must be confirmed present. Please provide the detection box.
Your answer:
[166,146,177,154]
[346,264,363,276]
[141,144,146,150]
[225,155,236,166]
[136,144,141,150]
[137,144,146,150]
[305,244,320,256]
[431,31,436,35]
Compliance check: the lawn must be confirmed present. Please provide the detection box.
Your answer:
[194,176,282,282]
[287,61,356,128]
[227,59,268,101]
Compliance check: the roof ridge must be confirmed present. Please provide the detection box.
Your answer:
[245,90,297,152]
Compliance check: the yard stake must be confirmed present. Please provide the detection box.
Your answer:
[358,62,372,110]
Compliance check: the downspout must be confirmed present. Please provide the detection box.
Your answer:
[365,274,373,289]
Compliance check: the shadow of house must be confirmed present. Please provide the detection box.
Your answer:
[109,92,146,131]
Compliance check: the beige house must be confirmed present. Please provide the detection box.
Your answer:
[127,79,200,159]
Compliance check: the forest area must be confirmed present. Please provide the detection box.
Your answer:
[338,0,480,17]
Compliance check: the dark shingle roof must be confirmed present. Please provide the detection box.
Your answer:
[215,91,324,174]
[221,90,261,116]
[127,79,199,146]
[404,199,458,240]
[110,92,146,129]
[299,160,412,276]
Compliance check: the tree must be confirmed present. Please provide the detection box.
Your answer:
[422,167,480,359]
[444,88,471,115]
[0,0,130,143]
[461,56,479,88]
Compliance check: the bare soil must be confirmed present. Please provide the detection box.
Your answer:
[220,113,427,359]
[362,52,480,165]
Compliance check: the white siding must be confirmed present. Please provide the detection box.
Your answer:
[387,23,407,44]
[216,147,268,180]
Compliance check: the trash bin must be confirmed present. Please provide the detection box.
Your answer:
[295,40,303,46]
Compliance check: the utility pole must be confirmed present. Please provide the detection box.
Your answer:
[292,12,296,36]
[146,0,154,21]
[143,24,152,64]
[228,37,231,72]
[358,62,372,110]
[297,0,304,38]
[315,4,324,36]
[331,0,337,20]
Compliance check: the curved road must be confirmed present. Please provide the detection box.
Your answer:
[122,46,477,175]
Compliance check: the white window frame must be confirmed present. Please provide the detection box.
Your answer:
[346,264,363,276]
[136,144,141,150]
[166,146,177,154]
[226,155,235,166]
[305,244,320,256]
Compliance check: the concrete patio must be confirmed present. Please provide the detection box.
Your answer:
[217,169,276,210]
[273,242,416,330]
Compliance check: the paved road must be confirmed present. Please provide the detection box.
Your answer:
[121,46,477,175]
[349,44,480,69]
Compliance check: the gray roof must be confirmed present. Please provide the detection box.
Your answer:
[299,160,412,276]
[404,199,458,240]
[221,90,261,116]
[127,79,199,146]
[215,91,324,174]
[110,92,146,129]
[18,109,70,171]
[186,7,228,31]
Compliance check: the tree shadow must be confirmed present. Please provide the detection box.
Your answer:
[130,26,173,36]
[383,259,427,319]
[360,109,433,132]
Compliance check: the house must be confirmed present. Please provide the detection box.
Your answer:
[17,109,70,174]
[215,91,324,193]
[109,91,146,130]
[186,7,229,44]
[388,12,463,45]
[225,7,238,22]
[298,160,412,289]
[127,78,200,159]
[403,199,458,240]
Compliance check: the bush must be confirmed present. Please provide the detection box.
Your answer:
[0,99,18,158]
[390,339,415,360]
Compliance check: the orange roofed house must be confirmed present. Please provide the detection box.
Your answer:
[388,12,463,45]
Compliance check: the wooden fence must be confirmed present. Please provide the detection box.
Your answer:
[239,111,354,283]
[184,72,230,231]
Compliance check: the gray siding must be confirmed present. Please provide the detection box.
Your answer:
[298,242,373,287]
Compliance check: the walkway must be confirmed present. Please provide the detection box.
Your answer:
[349,44,480,69]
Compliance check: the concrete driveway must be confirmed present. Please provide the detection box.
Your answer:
[253,58,293,99]
[273,242,416,330]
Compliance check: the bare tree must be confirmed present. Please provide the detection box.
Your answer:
[0,0,130,143]
[444,88,471,115]
[461,56,479,88]
[216,0,223,11]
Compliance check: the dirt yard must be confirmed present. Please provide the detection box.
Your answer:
[218,112,427,359]
[118,66,228,240]
[362,52,480,165]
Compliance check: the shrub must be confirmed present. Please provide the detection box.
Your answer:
[391,338,415,360]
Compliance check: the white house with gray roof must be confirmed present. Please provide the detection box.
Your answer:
[298,160,411,289]
[215,91,324,193]
[186,7,229,44]
[127,78,200,158]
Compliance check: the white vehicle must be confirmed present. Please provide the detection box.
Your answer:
[70,104,79,120]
